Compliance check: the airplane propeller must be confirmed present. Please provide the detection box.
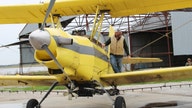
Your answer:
[29,0,55,49]
[29,0,73,83]
[28,0,77,107]
[29,0,75,86]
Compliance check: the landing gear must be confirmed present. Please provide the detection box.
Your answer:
[26,81,58,108]
[26,99,39,108]
[95,81,126,108]
[107,86,120,96]
[114,96,126,108]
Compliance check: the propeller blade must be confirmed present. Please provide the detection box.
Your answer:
[40,0,56,30]
[68,94,72,100]
[0,40,29,48]
[68,89,78,100]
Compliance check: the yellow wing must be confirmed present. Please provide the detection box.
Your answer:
[0,0,192,24]
[122,57,163,64]
[0,75,57,86]
[100,66,192,86]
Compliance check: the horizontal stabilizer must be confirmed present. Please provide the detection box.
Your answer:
[122,57,163,64]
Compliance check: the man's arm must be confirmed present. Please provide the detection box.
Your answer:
[105,38,111,46]
[123,39,129,56]
[102,38,111,47]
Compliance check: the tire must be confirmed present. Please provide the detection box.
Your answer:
[114,96,126,108]
[26,99,40,108]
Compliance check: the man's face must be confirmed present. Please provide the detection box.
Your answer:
[115,31,122,39]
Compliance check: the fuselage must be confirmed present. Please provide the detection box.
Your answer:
[32,28,114,85]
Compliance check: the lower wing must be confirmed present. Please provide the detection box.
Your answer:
[100,66,192,86]
[0,75,57,86]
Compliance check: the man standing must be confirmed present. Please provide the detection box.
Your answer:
[102,30,130,73]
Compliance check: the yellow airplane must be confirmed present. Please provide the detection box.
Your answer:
[1,0,192,108]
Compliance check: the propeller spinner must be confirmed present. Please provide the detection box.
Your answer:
[29,29,51,50]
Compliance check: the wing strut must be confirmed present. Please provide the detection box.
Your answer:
[90,6,100,41]
[90,6,105,41]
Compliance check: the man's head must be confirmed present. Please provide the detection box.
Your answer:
[115,29,122,40]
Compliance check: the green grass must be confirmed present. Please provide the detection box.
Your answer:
[0,86,66,92]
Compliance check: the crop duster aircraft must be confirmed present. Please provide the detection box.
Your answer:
[1,0,192,108]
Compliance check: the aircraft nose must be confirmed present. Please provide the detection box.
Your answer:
[29,29,51,50]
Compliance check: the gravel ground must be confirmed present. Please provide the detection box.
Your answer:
[1,82,192,108]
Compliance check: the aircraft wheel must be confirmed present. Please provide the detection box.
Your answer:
[114,96,126,108]
[26,99,40,108]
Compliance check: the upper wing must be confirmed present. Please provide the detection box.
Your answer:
[122,57,163,64]
[0,0,192,24]
[100,66,192,86]
[0,75,57,86]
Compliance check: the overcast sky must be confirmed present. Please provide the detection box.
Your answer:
[0,0,41,65]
